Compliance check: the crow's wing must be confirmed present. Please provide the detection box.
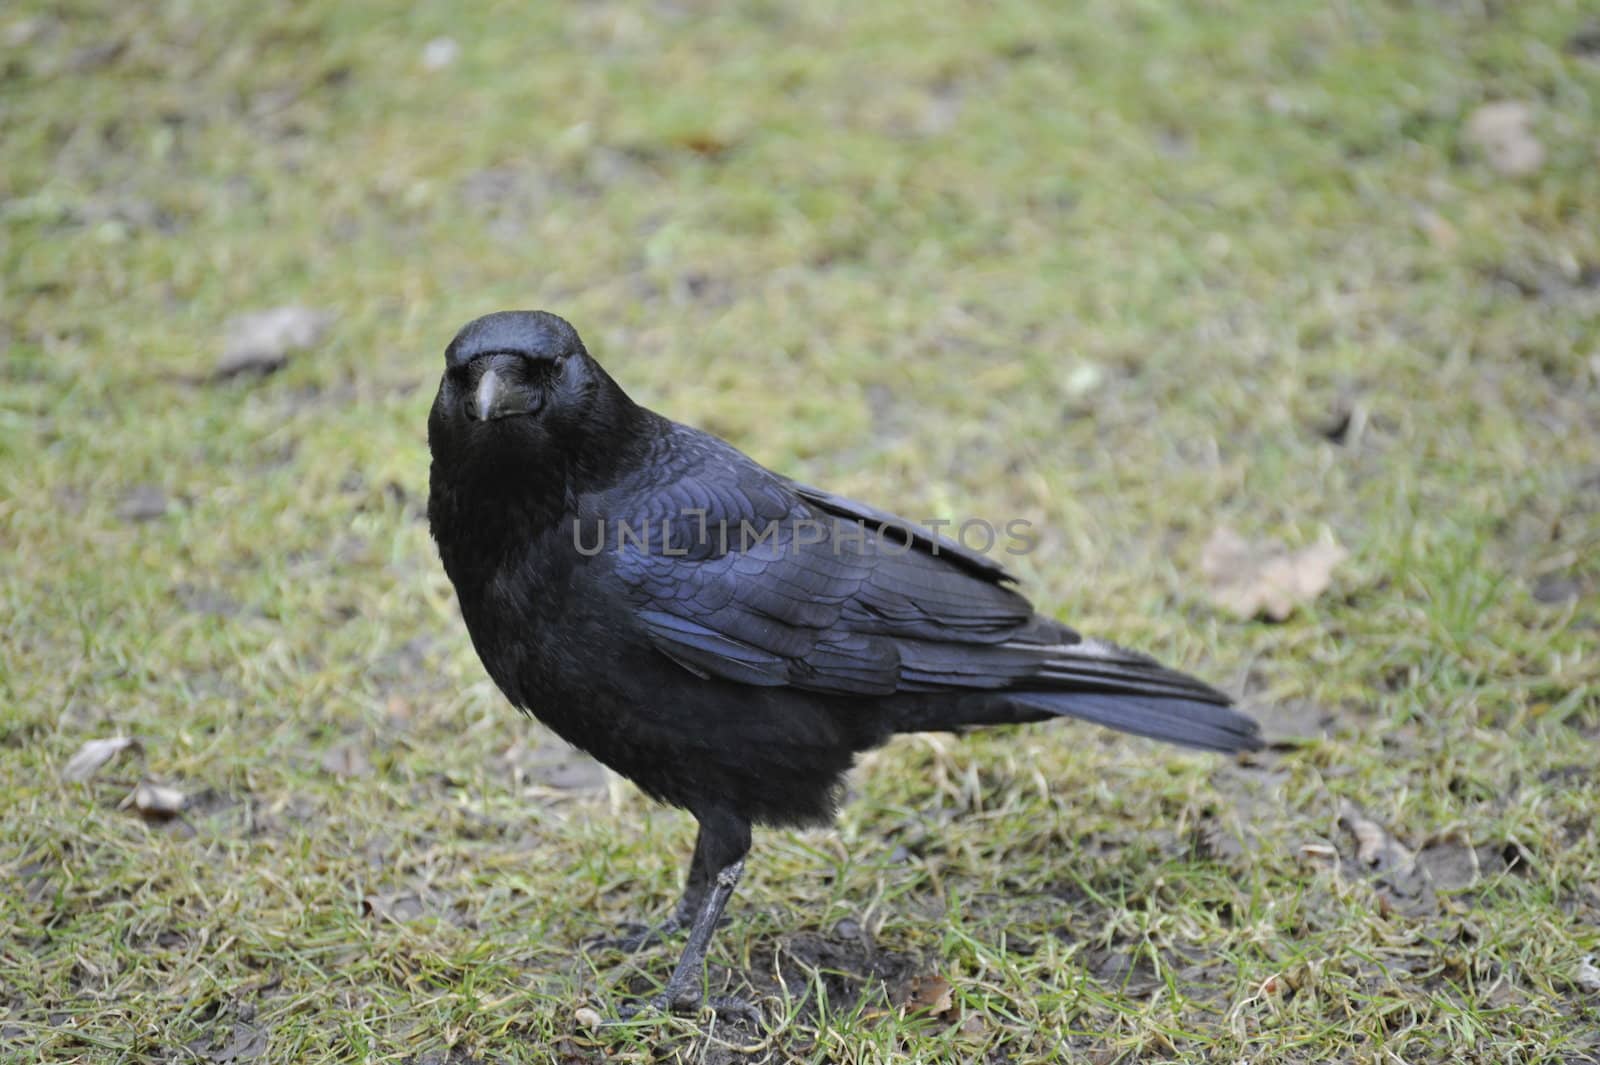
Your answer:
[787,481,1017,584]
[604,429,1255,750]
[606,430,1076,698]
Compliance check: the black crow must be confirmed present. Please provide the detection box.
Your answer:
[427,310,1260,1014]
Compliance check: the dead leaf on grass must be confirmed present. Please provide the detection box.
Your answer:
[1464,101,1545,177]
[320,742,371,779]
[214,306,335,380]
[124,780,187,819]
[1257,964,1312,997]
[62,736,142,782]
[1299,841,1339,866]
[1200,527,1347,621]
[1341,803,1414,873]
[675,132,733,158]
[1575,955,1600,994]
[1338,803,1434,914]
[894,973,955,1017]
[362,892,426,923]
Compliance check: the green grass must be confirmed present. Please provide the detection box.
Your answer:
[4,0,1599,1061]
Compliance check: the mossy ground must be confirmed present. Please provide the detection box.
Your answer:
[3,1,1598,1062]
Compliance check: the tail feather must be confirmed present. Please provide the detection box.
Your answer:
[1034,666,1224,703]
[1007,691,1262,753]
[999,635,1261,753]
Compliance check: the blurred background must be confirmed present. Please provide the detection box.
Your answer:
[4,2,1598,1062]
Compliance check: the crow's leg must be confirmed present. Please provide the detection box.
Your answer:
[587,824,716,953]
[658,861,743,1010]
[667,821,716,929]
[625,808,757,1019]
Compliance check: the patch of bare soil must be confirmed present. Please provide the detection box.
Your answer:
[575,922,930,1063]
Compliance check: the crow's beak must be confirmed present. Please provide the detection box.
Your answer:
[474,368,502,421]
[468,365,542,421]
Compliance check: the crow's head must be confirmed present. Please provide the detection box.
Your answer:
[429,310,635,467]
[441,309,588,420]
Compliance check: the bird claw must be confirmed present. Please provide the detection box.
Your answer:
[704,994,763,1026]
[616,992,762,1025]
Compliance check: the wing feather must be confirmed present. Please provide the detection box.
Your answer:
[607,426,1232,715]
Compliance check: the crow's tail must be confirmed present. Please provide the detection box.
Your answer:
[1002,689,1261,753]
[1014,635,1259,752]
[924,635,1262,754]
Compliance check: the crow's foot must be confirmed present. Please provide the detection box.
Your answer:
[617,991,761,1025]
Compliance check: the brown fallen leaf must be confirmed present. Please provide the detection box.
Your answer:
[62,736,142,782]
[1257,964,1311,997]
[676,132,733,157]
[215,306,336,380]
[1338,803,1435,914]
[898,974,955,1017]
[320,742,371,779]
[1299,842,1339,865]
[126,780,187,819]
[362,892,426,923]
[1200,527,1347,621]
[1342,805,1413,873]
[1464,101,1544,178]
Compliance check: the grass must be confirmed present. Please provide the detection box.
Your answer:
[3,0,1599,1061]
